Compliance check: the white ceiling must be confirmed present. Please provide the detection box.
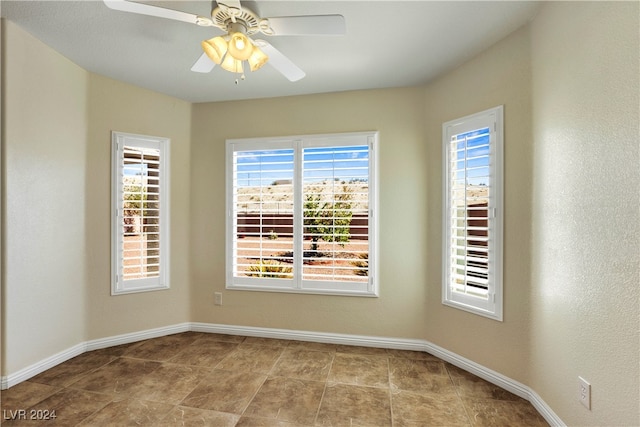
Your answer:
[2,1,541,103]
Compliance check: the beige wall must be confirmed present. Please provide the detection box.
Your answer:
[190,89,430,338]
[84,74,192,340]
[529,2,640,425]
[1,21,193,376]
[423,26,533,383]
[2,20,88,374]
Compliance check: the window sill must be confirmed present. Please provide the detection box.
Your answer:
[226,283,378,298]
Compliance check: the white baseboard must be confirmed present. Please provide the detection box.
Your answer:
[84,322,191,352]
[190,322,428,351]
[1,323,190,390]
[1,322,564,426]
[194,322,565,426]
[0,342,86,390]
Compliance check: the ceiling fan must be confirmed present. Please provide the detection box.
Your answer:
[103,0,346,82]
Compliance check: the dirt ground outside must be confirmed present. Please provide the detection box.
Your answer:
[123,235,159,279]
[235,236,369,282]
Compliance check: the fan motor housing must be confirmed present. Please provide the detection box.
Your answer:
[212,6,261,35]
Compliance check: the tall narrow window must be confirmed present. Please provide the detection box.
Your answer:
[226,132,377,296]
[443,106,503,320]
[112,132,170,295]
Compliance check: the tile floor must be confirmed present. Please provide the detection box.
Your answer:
[1,332,548,426]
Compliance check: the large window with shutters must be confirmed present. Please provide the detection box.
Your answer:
[443,106,503,320]
[226,132,377,296]
[112,132,170,295]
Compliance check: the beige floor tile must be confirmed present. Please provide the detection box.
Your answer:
[3,333,548,426]
[271,349,334,382]
[3,388,112,427]
[335,344,390,356]
[217,344,285,374]
[126,363,210,405]
[123,333,200,361]
[243,376,325,425]
[0,381,60,413]
[159,406,240,426]
[169,339,239,367]
[386,348,441,362]
[392,390,471,426]
[77,397,173,426]
[389,357,457,396]
[29,352,116,388]
[188,332,247,344]
[180,369,267,414]
[243,337,292,347]
[89,341,147,357]
[236,416,307,426]
[447,363,523,402]
[285,341,338,353]
[462,398,549,426]
[328,353,389,388]
[69,357,161,396]
[315,383,392,426]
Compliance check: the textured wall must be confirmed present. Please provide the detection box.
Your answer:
[423,25,533,384]
[529,2,640,425]
[2,21,88,374]
[84,74,192,340]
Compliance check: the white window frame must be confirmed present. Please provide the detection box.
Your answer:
[442,106,503,321]
[111,131,170,295]
[226,131,378,297]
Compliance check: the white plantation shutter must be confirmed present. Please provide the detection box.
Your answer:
[231,144,296,288]
[112,132,170,295]
[302,144,370,283]
[226,132,377,296]
[443,107,503,320]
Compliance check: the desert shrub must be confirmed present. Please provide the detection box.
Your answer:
[304,186,354,252]
[246,260,292,278]
[351,253,369,276]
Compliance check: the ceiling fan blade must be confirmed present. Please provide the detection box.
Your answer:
[255,40,305,82]
[265,15,346,36]
[103,0,213,26]
[217,0,243,11]
[191,53,216,73]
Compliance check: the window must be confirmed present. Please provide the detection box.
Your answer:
[111,132,170,295]
[226,132,377,296]
[442,106,503,320]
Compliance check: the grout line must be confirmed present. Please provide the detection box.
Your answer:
[313,380,329,426]
[387,355,395,427]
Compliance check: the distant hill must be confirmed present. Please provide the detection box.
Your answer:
[236,180,369,213]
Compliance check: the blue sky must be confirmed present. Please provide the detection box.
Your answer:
[235,145,369,187]
[453,127,490,186]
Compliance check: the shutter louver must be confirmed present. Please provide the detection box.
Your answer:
[120,146,162,281]
[232,149,295,281]
[302,145,369,283]
[449,128,491,297]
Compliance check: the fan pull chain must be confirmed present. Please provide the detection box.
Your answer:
[235,73,246,85]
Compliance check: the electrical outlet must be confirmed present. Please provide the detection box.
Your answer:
[214,292,222,306]
[578,376,591,409]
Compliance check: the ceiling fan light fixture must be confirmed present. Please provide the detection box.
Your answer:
[227,32,253,61]
[201,36,228,64]
[221,54,244,73]
[248,46,269,71]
